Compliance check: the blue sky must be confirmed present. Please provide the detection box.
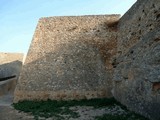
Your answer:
[0,0,136,54]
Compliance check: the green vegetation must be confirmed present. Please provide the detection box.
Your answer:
[12,98,148,120]
[96,114,129,120]
[95,113,147,120]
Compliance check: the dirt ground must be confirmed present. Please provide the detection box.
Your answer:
[0,94,127,120]
[0,94,34,120]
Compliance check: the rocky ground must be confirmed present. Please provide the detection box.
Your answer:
[0,94,34,120]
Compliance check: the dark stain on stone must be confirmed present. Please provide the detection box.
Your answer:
[106,21,119,32]
[152,82,160,91]
[156,14,160,20]
[130,50,134,54]
[154,38,160,42]
[67,26,78,31]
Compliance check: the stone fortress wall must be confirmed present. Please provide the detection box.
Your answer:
[112,0,160,120]
[14,15,120,101]
[14,0,160,120]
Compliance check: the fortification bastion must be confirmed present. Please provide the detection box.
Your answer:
[14,15,120,102]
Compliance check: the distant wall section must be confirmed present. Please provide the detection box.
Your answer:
[0,52,23,78]
[0,53,23,96]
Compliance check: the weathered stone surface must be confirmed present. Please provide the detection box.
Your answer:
[14,15,120,102]
[0,53,23,96]
[0,78,17,96]
[112,0,160,120]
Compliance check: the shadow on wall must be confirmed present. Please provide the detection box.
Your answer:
[15,20,119,101]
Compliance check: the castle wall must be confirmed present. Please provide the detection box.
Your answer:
[14,15,120,102]
[113,0,160,120]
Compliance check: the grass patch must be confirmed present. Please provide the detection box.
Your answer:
[95,114,147,120]
[12,98,148,120]
[95,113,148,120]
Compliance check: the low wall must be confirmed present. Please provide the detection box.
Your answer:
[0,53,23,96]
[0,78,17,96]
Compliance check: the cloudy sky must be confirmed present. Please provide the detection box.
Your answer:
[0,0,136,54]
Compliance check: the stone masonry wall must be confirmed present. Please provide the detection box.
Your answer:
[14,15,120,102]
[113,0,160,120]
